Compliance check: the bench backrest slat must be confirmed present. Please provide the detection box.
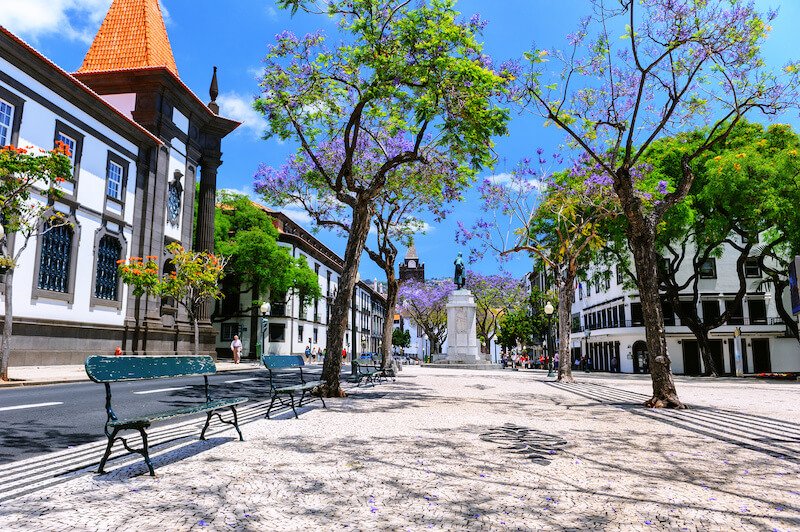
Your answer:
[85,355,217,383]
[262,355,304,369]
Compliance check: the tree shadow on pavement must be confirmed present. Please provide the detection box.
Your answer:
[545,381,800,463]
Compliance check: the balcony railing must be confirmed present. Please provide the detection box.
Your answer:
[571,316,785,333]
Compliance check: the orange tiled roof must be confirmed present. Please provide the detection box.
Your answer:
[77,0,178,77]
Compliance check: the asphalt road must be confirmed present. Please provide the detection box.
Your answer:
[0,368,322,464]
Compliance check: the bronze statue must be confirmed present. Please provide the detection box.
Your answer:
[453,252,466,289]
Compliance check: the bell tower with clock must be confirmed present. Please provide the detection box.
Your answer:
[399,242,425,283]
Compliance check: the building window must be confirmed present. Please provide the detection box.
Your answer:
[94,235,121,301]
[725,299,744,325]
[0,99,13,146]
[702,300,720,322]
[298,325,304,343]
[744,257,761,278]
[699,259,717,279]
[748,299,767,325]
[106,160,123,199]
[37,224,73,293]
[616,266,623,285]
[221,323,240,342]
[630,302,643,326]
[56,132,76,163]
[579,284,583,299]
[604,274,611,291]
[53,121,84,195]
[269,323,286,342]
[313,327,319,344]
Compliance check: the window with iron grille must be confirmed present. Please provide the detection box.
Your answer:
[95,235,121,300]
[0,99,13,146]
[38,224,72,293]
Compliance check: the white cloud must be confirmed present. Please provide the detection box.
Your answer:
[282,206,314,226]
[265,6,278,20]
[216,92,269,140]
[486,172,545,193]
[0,0,170,44]
[219,186,260,202]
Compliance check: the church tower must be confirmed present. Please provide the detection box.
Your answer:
[399,242,425,283]
[72,0,239,356]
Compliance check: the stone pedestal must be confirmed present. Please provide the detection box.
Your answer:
[445,289,482,363]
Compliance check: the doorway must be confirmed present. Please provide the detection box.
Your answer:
[632,340,648,374]
[751,338,771,373]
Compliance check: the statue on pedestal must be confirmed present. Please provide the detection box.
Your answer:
[453,252,466,290]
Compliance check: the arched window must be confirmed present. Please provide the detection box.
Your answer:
[37,224,73,293]
[95,235,122,300]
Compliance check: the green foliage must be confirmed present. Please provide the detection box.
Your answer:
[392,328,411,348]
[119,242,227,318]
[214,193,321,305]
[0,145,72,266]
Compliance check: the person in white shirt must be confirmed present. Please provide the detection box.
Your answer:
[230,335,242,364]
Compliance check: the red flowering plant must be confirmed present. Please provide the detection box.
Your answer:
[0,144,72,381]
[119,243,228,355]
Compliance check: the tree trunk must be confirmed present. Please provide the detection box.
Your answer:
[320,201,372,397]
[1,269,14,381]
[556,272,576,383]
[694,325,719,377]
[380,273,399,373]
[192,315,200,356]
[628,228,685,408]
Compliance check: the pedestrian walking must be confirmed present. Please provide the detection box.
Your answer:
[230,335,242,364]
[304,345,311,363]
[611,355,618,373]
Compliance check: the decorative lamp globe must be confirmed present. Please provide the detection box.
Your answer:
[260,302,271,316]
[544,301,554,315]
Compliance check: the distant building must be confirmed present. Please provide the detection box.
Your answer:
[0,0,237,365]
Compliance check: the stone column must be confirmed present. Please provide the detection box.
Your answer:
[195,153,220,253]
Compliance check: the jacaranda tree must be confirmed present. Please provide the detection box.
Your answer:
[398,279,455,357]
[509,0,799,407]
[458,154,617,383]
[254,0,509,396]
[465,270,527,356]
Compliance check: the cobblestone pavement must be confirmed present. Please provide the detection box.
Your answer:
[0,367,798,531]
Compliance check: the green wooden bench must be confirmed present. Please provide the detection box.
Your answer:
[85,355,247,476]
[348,360,384,386]
[262,355,325,419]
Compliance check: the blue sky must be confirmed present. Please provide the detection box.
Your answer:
[5,0,800,283]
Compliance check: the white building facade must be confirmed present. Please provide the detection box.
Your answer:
[567,243,800,375]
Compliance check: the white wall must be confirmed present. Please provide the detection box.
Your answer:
[0,58,140,326]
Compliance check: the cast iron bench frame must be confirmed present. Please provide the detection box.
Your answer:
[85,355,247,476]
[349,360,385,386]
[262,355,325,419]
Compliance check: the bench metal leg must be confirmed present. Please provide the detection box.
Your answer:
[319,395,326,409]
[266,395,277,419]
[97,427,120,474]
[230,406,244,441]
[298,389,307,407]
[138,428,155,477]
[200,412,214,440]
[288,393,299,419]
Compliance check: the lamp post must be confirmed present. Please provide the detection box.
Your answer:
[260,301,271,361]
[544,301,555,377]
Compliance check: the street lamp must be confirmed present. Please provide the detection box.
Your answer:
[260,301,271,360]
[544,301,555,377]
